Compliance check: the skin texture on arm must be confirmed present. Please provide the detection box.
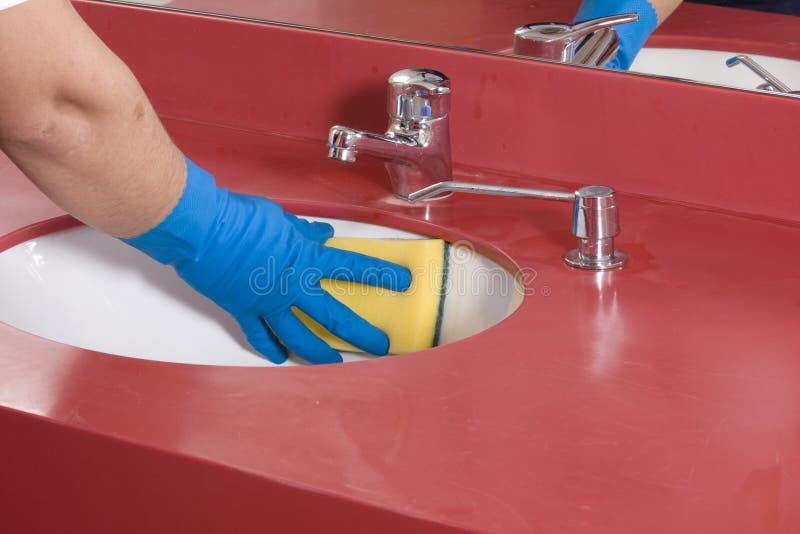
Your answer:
[0,0,185,238]
[651,0,683,24]
[0,0,413,365]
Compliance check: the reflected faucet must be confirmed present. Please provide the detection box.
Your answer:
[726,55,799,95]
[513,13,638,66]
[328,68,452,199]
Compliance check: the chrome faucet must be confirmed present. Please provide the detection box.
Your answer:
[513,13,638,66]
[328,68,453,199]
[327,67,627,270]
[408,182,628,270]
[726,55,799,95]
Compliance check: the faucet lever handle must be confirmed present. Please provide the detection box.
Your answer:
[570,13,639,40]
[726,55,795,94]
[387,68,451,122]
[514,13,638,63]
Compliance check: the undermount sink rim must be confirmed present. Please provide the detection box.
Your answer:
[0,207,528,368]
[0,203,524,276]
[630,46,800,97]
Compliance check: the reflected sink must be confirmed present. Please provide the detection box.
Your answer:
[631,48,800,92]
[0,217,523,367]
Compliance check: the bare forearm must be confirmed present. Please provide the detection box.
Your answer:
[651,0,682,24]
[0,0,184,237]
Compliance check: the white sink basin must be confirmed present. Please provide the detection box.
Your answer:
[631,48,800,93]
[0,217,523,366]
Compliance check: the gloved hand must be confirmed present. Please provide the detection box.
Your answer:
[123,156,412,365]
[574,0,659,70]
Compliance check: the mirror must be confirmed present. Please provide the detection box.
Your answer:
[101,0,800,96]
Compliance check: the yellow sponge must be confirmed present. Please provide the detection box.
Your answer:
[293,237,448,354]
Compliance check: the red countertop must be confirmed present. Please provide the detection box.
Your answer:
[2,3,800,533]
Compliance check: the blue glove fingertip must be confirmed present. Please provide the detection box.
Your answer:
[363,264,413,292]
[396,266,413,292]
[238,315,289,364]
[374,331,391,356]
[294,293,391,357]
[286,213,335,243]
[309,222,335,242]
[268,311,344,365]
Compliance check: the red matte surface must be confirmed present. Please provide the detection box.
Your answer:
[0,405,464,534]
[1,3,799,533]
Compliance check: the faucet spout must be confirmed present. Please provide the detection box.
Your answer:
[326,69,453,199]
[328,124,451,199]
[327,126,361,163]
[328,126,418,163]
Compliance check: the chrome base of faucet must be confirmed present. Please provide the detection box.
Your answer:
[564,249,628,270]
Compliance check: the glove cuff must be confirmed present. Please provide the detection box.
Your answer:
[122,155,221,265]
[573,0,659,70]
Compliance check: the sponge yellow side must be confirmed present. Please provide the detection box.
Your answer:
[293,237,447,354]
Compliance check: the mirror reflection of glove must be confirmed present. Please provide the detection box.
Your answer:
[574,0,659,70]
[123,156,412,365]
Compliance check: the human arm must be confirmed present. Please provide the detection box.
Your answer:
[0,0,411,364]
[0,0,185,237]
[647,0,683,21]
[573,0,684,69]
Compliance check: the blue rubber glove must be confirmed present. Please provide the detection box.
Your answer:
[574,0,659,70]
[123,156,412,365]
